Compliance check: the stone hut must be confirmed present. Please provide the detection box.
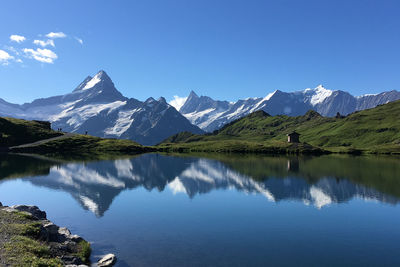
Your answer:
[287,131,300,143]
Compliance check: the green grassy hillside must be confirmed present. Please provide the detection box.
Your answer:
[0,116,153,156]
[10,134,154,156]
[160,100,400,154]
[0,117,62,147]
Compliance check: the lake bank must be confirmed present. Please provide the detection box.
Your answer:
[0,203,91,266]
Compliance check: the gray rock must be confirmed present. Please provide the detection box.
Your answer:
[58,227,72,236]
[55,227,72,243]
[62,240,79,252]
[11,205,47,219]
[66,265,89,267]
[42,221,62,241]
[61,255,84,265]
[70,234,84,243]
[44,222,60,235]
[98,253,117,266]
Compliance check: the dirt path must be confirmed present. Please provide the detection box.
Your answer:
[10,132,77,149]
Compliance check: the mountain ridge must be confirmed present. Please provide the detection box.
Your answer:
[0,70,203,145]
[178,86,400,132]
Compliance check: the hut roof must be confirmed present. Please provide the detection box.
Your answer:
[287,131,300,136]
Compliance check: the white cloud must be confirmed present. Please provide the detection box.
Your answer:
[10,35,26,43]
[4,46,20,56]
[169,95,188,111]
[74,37,83,45]
[23,48,58,64]
[33,39,55,47]
[46,32,67,39]
[0,49,14,65]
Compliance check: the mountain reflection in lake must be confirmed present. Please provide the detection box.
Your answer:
[1,153,400,266]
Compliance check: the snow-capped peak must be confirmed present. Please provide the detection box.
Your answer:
[356,93,379,98]
[249,90,277,113]
[82,72,103,90]
[304,85,333,106]
[264,90,277,101]
[74,70,112,92]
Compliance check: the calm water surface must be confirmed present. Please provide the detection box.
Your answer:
[0,153,399,266]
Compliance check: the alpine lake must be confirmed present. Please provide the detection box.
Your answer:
[0,153,399,266]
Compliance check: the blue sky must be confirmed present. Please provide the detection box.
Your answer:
[0,0,399,104]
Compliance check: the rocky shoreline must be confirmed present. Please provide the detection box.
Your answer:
[0,203,116,266]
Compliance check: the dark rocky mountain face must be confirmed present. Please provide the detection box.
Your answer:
[118,97,203,145]
[0,70,203,145]
[356,90,400,110]
[262,90,313,116]
[315,90,357,117]
[179,85,400,132]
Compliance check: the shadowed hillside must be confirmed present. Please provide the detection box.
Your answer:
[0,117,62,147]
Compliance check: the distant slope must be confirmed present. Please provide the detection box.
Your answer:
[161,100,400,154]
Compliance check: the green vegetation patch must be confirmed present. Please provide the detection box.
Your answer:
[160,100,400,155]
[0,210,62,266]
[11,134,155,156]
[3,236,63,267]
[76,240,91,263]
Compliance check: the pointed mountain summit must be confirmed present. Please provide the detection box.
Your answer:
[71,70,125,104]
[74,76,93,91]
[302,85,333,106]
[180,90,230,115]
[188,90,199,98]
[158,97,167,104]
[74,70,113,91]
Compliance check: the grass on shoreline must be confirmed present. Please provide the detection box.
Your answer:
[0,209,91,267]
[0,210,62,266]
[158,139,328,155]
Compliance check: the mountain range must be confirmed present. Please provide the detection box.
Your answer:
[1,70,399,143]
[0,70,203,145]
[179,86,400,132]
